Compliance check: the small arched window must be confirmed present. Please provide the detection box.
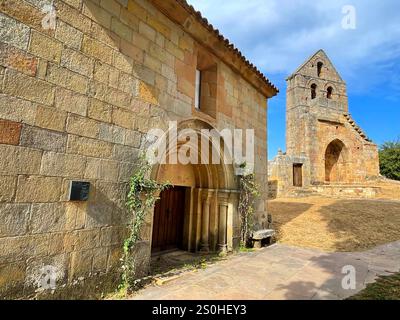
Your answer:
[327,86,333,99]
[317,62,323,77]
[311,84,317,99]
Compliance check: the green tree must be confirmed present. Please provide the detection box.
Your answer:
[379,139,400,181]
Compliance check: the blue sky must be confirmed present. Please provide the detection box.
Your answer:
[187,0,400,159]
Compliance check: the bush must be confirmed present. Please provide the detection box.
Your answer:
[379,139,400,181]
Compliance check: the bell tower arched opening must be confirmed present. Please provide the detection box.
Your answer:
[325,139,349,183]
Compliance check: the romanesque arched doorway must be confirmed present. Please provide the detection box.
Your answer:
[325,139,348,183]
[151,119,239,254]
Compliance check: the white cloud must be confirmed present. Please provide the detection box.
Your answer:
[187,0,400,95]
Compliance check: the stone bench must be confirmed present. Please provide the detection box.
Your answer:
[251,229,275,248]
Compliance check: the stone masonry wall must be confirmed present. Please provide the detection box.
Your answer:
[0,0,269,298]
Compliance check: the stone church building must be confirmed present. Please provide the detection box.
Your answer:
[0,0,277,298]
[269,50,380,198]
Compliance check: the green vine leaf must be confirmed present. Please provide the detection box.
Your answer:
[238,167,260,247]
[121,153,170,291]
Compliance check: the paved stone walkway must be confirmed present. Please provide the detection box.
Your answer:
[131,241,400,300]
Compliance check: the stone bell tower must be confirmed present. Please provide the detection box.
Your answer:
[286,49,349,158]
[271,49,380,188]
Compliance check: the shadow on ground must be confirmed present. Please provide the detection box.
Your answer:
[269,197,400,252]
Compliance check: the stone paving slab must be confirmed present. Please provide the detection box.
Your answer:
[130,241,400,300]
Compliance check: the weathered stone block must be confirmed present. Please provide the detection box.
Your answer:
[0,176,16,202]
[112,144,139,162]
[56,1,91,34]
[62,0,82,9]
[67,135,114,158]
[55,20,83,50]
[69,250,93,279]
[93,61,112,84]
[139,21,156,41]
[84,158,119,181]
[55,88,88,116]
[0,0,53,36]
[0,13,30,50]
[0,144,42,175]
[0,42,37,76]
[100,226,126,247]
[0,119,22,145]
[165,39,184,61]
[36,59,48,79]
[29,30,62,63]
[144,53,161,73]
[0,236,26,263]
[161,64,177,82]
[147,16,171,39]
[64,229,101,253]
[0,261,25,293]
[40,151,86,178]
[91,247,108,272]
[88,81,131,109]
[127,0,147,17]
[111,107,135,129]
[46,64,88,94]
[82,0,112,29]
[139,82,159,105]
[89,20,117,48]
[118,72,138,95]
[3,69,55,106]
[99,123,124,144]
[112,51,133,74]
[118,162,135,182]
[61,48,94,78]
[35,105,67,132]
[124,129,141,148]
[20,125,67,152]
[0,203,30,237]
[106,245,123,271]
[120,38,144,64]
[66,114,101,139]
[132,63,155,86]
[24,0,54,10]
[82,36,113,65]
[30,203,71,234]
[88,99,112,123]
[15,176,61,203]
[111,17,132,41]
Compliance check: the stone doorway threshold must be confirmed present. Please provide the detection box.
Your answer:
[150,250,225,286]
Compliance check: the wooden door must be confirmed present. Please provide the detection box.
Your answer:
[151,187,186,253]
[293,164,303,187]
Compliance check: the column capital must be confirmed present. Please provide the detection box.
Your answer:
[217,190,230,205]
[201,189,213,202]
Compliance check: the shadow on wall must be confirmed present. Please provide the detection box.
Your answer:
[80,0,172,131]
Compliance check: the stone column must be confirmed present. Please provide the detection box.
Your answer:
[200,190,212,252]
[218,191,230,254]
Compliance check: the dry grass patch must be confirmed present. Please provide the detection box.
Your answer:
[269,196,400,252]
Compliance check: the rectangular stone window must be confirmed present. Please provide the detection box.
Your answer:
[195,69,201,109]
[195,49,217,118]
